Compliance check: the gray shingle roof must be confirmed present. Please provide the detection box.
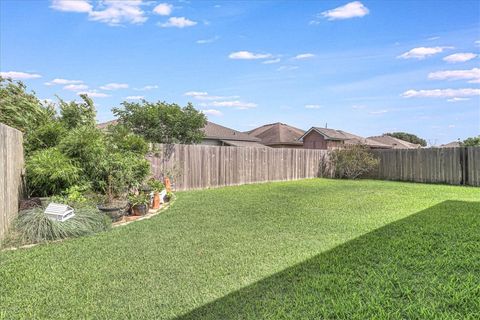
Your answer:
[368,135,421,149]
[203,121,261,142]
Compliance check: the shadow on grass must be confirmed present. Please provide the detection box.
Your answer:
[176,201,480,319]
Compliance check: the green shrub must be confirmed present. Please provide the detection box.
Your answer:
[12,206,110,245]
[50,185,91,207]
[26,148,82,196]
[24,121,67,154]
[106,124,149,154]
[331,145,379,179]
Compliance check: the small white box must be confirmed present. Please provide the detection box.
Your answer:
[44,203,75,222]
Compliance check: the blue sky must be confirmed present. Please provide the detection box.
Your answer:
[1,0,479,145]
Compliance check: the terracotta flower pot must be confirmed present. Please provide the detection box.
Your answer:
[152,192,160,209]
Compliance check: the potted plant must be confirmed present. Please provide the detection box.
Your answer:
[165,191,174,202]
[97,174,129,221]
[148,179,165,209]
[128,193,150,216]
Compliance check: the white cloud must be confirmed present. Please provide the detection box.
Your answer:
[185,91,236,101]
[402,88,480,98]
[125,95,144,100]
[448,124,455,128]
[202,109,223,116]
[78,91,110,98]
[51,0,92,13]
[447,97,470,102]
[443,52,477,63]
[475,40,480,47]
[45,78,83,86]
[134,85,158,91]
[159,17,197,28]
[153,3,173,16]
[63,84,89,91]
[262,58,281,64]
[0,71,41,79]
[196,36,219,44]
[369,109,389,115]
[52,0,148,26]
[305,104,322,109]
[294,53,315,60]
[321,1,369,20]
[185,91,208,97]
[277,65,299,71]
[398,46,452,59]
[202,100,257,109]
[228,51,272,60]
[427,36,440,41]
[428,68,480,83]
[90,0,147,25]
[100,83,129,90]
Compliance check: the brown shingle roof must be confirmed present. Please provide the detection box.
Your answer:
[246,122,305,146]
[203,121,261,142]
[368,135,421,149]
[220,140,267,147]
[97,119,118,130]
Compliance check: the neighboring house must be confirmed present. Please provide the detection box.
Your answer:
[97,119,118,130]
[300,127,391,150]
[201,121,266,147]
[440,141,462,148]
[246,122,305,148]
[367,134,421,149]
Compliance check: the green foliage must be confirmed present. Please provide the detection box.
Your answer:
[462,136,480,147]
[24,121,67,155]
[50,185,90,207]
[106,124,149,154]
[26,148,82,197]
[128,193,150,206]
[1,180,479,318]
[385,132,427,146]
[113,100,207,144]
[0,77,54,132]
[58,94,96,129]
[11,206,110,245]
[147,179,164,192]
[331,145,379,179]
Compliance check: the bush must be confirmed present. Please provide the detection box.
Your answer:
[24,121,67,155]
[26,148,82,196]
[331,145,379,179]
[12,206,110,245]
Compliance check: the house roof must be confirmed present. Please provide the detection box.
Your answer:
[203,121,261,142]
[220,140,267,148]
[97,119,118,130]
[300,127,392,149]
[246,122,305,146]
[440,141,462,148]
[367,135,421,149]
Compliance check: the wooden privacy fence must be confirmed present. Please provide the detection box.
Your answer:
[371,147,480,186]
[148,144,331,190]
[0,123,24,242]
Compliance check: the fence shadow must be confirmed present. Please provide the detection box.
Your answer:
[175,200,480,319]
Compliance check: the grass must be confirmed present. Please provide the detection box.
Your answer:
[0,179,479,319]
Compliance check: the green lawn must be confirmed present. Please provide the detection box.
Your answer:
[1,179,479,319]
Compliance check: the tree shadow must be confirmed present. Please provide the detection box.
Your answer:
[176,201,480,319]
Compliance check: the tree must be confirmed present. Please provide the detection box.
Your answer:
[59,94,96,129]
[112,100,207,144]
[385,132,427,147]
[0,77,54,132]
[463,136,480,147]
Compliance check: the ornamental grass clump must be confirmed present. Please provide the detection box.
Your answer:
[11,206,110,246]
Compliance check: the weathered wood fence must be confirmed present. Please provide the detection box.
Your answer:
[371,147,480,186]
[0,123,24,242]
[148,144,331,190]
